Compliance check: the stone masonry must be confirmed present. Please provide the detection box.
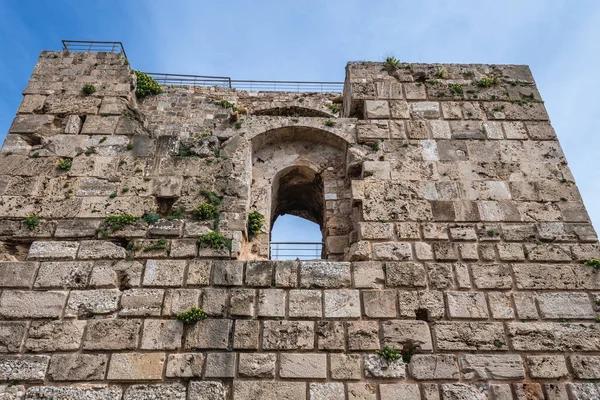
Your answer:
[0,45,598,399]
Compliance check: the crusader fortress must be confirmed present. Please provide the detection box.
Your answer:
[0,40,599,400]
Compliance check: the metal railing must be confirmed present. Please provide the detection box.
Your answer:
[145,72,344,93]
[270,242,324,260]
[62,40,127,58]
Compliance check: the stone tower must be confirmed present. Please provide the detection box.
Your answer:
[0,43,599,399]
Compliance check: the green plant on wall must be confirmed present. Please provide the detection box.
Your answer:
[194,202,219,221]
[82,84,96,96]
[56,158,73,171]
[376,345,401,362]
[247,211,265,240]
[177,307,207,325]
[198,231,232,251]
[134,70,163,98]
[104,213,138,231]
[24,214,39,231]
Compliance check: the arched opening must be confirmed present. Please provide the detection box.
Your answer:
[246,125,353,261]
[270,215,323,260]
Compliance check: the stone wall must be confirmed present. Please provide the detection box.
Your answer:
[0,49,598,399]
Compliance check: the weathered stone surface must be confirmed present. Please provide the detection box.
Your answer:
[47,354,108,381]
[27,241,79,261]
[233,381,305,400]
[238,353,276,378]
[379,384,421,400]
[34,261,92,288]
[25,385,123,399]
[65,289,120,317]
[289,289,322,318]
[446,291,489,319]
[330,353,362,380]
[245,260,273,286]
[140,319,183,350]
[386,261,427,287]
[166,353,204,377]
[185,319,231,349]
[440,384,486,400]
[230,288,256,317]
[382,320,433,352]
[526,355,568,379]
[397,290,445,320]
[324,289,361,318]
[83,319,141,350]
[279,353,327,378]
[363,354,406,378]
[0,322,27,353]
[263,320,314,350]
[347,383,377,400]
[205,352,236,378]
[107,353,165,380]
[316,321,346,350]
[536,292,595,319]
[142,259,186,286]
[567,383,600,400]
[435,322,507,351]
[25,320,85,352]
[187,260,212,285]
[300,261,351,288]
[0,355,49,381]
[310,383,345,400]
[508,322,600,351]
[212,260,244,285]
[119,288,164,316]
[409,354,459,380]
[233,320,259,350]
[363,289,397,317]
[188,381,228,400]
[459,354,524,380]
[0,290,66,319]
[257,288,286,317]
[0,262,38,288]
[570,355,600,379]
[123,384,186,400]
[78,240,126,260]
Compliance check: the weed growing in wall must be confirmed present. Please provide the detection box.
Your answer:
[327,103,340,114]
[56,158,73,171]
[104,213,138,231]
[376,345,401,362]
[24,214,39,231]
[177,307,206,325]
[194,202,219,221]
[142,213,160,225]
[476,75,500,87]
[247,211,265,240]
[143,238,168,252]
[449,84,464,98]
[383,56,401,71]
[82,84,96,96]
[165,205,186,221]
[134,71,163,98]
[435,67,446,79]
[324,119,336,127]
[214,100,238,112]
[198,231,232,251]
[200,190,222,206]
[584,259,600,270]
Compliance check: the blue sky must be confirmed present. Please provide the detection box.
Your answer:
[1,0,599,241]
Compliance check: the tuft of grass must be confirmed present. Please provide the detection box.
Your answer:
[324,119,336,127]
[234,121,243,129]
[214,100,237,112]
[143,238,168,252]
[82,84,96,96]
[193,202,219,221]
[376,345,401,362]
[197,231,232,251]
[56,158,73,171]
[449,84,463,97]
[435,66,446,79]
[476,75,500,88]
[200,190,222,206]
[383,56,400,71]
[142,213,160,225]
[177,307,206,325]
[165,205,186,221]
[24,214,39,230]
[104,213,138,231]
[327,103,340,114]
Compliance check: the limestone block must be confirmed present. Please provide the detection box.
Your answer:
[513,263,600,289]
[142,259,186,287]
[0,322,27,353]
[64,114,83,134]
[459,354,524,380]
[45,95,101,114]
[0,355,49,381]
[363,354,406,378]
[25,320,85,352]
[238,353,276,378]
[357,121,389,142]
[81,115,119,135]
[34,261,92,289]
[232,381,304,400]
[570,356,600,379]
[404,83,427,99]
[330,353,361,380]
[300,261,351,288]
[411,102,440,119]
[372,242,412,261]
[262,320,314,350]
[390,100,410,119]
[471,264,513,289]
[38,134,84,157]
[185,319,231,350]
[0,135,32,155]
[409,355,459,380]
[107,352,165,380]
[397,290,445,320]
[187,260,211,285]
[83,319,141,350]
[379,384,421,400]
[205,352,236,378]
[122,384,186,400]
[426,263,454,289]
[382,320,433,352]
[9,115,55,135]
[25,386,122,400]
[230,288,256,317]
[508,322,600,351]
[0,290,66,319]
[567,383,600,400]
[47,354,108,381]
[324,289,361,318]
[537,292,595,319]
[347,383,377,400]
[363,289,397,318]
[526,355,568,379]
[0,384,25,400]
[316,321,346,350]
[488,292,514,319]
[65,289,120,317]
[279,353,327,378]
[289,290,322,318]
[364,100,390,119]
[17,94,46,113]
[140,319,183,350]
[446,291,489,319]
[77,240,126,260]
[169,239,197,258]
[352,261,385,288]
[27,240,79,261]
[165,353,204,377]
[386,261,427,287]
[257,289,286,317]
[54,219,101,238]
[212,260,244,285]
[440,384,486,400]
[435,322,506,351]
[233,320,259,350]
[513,293,539,320]
[202,288,227,316]
[0,261,38,288]
[245,260,273,286]
[363,161,390,179]
[119,288,164,316]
